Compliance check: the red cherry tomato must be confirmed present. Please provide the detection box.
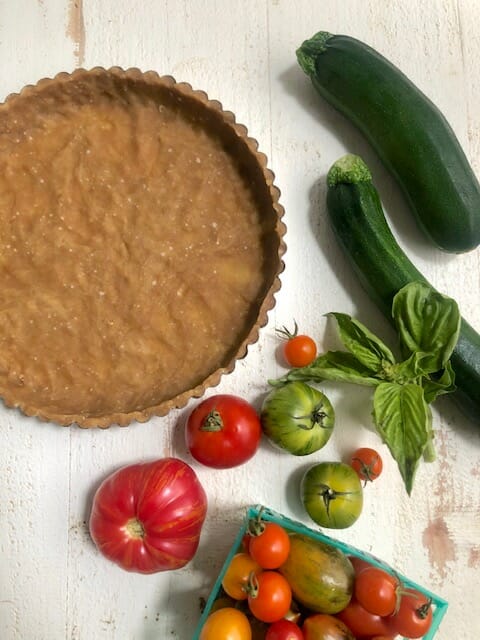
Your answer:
[247,571,292,623]
[303,614,354,639]
[265,619,304,640]
[388,590,433,638]
[350,448,383,483]
[278,321,317,368]
[185,394,261,469]
[354,566,399,616]
[336,598,390,637]
[248,522,291,569]
[348,555,373,575]
[241,533,252,553]
[89,458,207,573]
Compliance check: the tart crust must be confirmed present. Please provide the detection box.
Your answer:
[0,68,285,427]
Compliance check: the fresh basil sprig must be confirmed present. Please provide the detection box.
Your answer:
[271,282,461,494]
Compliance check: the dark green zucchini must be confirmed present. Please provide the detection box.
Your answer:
[297,32,480,253]
[326,154,480,424]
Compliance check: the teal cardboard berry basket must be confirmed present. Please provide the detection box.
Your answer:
[193,504,448,640]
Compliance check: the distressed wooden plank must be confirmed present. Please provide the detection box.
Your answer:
[0,0,79,98]
[0,413,71,639]
[0,1,478,638]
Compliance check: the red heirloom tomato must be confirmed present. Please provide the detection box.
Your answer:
[89,457,207,573]
[388,590,433,638]
[303,614,354,639]
[248,522,291,569]
[185,394,261,468]
[336,598,390,637]
[266,619,304,640]
[350,448,383,483]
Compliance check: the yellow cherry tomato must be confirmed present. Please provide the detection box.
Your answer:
[199,607,252,640]
[222,552,261,600]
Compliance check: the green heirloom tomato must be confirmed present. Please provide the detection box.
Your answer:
[301,462,363,529]
[261,382,335,456]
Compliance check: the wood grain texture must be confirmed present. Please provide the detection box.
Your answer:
[0,1,478,638]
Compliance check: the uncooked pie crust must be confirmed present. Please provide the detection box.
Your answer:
[0,68,285,427]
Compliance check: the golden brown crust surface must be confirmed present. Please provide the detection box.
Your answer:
[0,69,285,427]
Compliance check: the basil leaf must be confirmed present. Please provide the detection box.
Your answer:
[373,382,431,494]
[328,312,395,373]
[392,282,461,372]
[423,361,457,404]
[270,351,381,387]
[389,351,437,383]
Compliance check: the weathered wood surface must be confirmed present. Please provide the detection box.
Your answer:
[0,1,479,638]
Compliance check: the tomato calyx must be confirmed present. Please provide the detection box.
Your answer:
[351,454,381,484]
[244,570,260,599]
[316,482,354,518]
[292,402,332,431]
[388,589,433,637]
[199,409,224,432]
[416,597,433,619]
[276,319,300,341]
[350,448,383,485]
[386,583,431,618]
[125,517,145,539]
[246,509,267,537]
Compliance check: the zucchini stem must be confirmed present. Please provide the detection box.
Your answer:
[327,154,373,187]
[296,31,333,77]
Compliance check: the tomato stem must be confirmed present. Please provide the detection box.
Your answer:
[351,455,378,484]
[199,409,224,432]
[244,571,260,598]
[317,483,353,518]
[125,517,145,539]
[276,320,299,341]
[292,402,332,430]
[416,597,433,619]
[246,508,266,537]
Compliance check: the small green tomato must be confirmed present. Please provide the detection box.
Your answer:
[261,382,335,456]
[301,461,363,529]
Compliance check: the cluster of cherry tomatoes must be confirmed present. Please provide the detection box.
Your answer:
[199,516,434,640]
[338,556,433,639]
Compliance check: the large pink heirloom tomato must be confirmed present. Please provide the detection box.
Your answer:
[89,457,207,574]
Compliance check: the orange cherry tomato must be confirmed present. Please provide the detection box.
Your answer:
[247,571,292,623]
[248,522,291,569]
[222,553,261,600]
[278,321,317,368]
[350,447,383,483]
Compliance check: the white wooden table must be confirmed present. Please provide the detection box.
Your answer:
[1,1,479,638]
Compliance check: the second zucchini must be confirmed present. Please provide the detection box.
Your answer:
[326,154,480,425]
